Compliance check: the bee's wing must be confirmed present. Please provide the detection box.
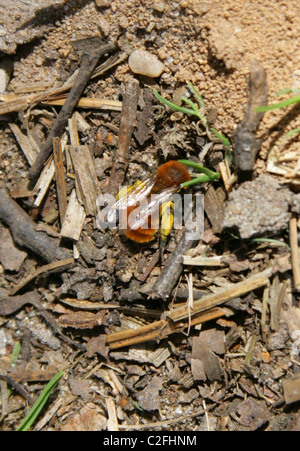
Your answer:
[106,176,156,224]
[128,186,178,230]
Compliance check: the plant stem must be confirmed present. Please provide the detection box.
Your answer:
[178,159,221,179]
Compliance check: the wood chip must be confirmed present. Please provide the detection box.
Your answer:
[283,374,300,404]
[183,255,226,267]
[204,185,226,234]
[289,215,300,291]
[53,137,67,225]
[106,397,119,432]
[60,189,86,241]
[9,123,39,166]
[69,145,101,216]
[33,158,55,207]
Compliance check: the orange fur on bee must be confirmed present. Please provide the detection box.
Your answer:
[151,160,191,193]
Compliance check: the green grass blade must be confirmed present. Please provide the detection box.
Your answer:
[276,88,293,97]
[255,94,300,112]
[153,88,198,116]
[181,175,216,188]
[211,128,231,149]
[10,341,21,367]
[16,371,64,431]
[181,96,200,113]
[187,81,206,108]
[178,159,221,179]
[250,237,289,248]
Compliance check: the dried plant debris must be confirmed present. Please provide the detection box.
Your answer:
[223,174,295,238]
[230,397,271,431]
[136,375,163,411]
[191,329,225,382]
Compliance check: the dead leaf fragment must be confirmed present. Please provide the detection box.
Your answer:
[283,375,300,405]
[191,329,225,381]
[61,404,106,431]
[69,377,91,402]
[0,228,27,271]
[234,397,270,430]
[86,335,109,359]
[136,375,163,411]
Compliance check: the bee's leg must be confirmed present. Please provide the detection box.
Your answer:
[159,201,174,263]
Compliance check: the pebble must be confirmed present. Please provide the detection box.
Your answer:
[0,57,13,94]
[153,1,165,12]
[128,49,165,78]
[95,0,111,7]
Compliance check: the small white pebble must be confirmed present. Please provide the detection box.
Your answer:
[128,49,165,78]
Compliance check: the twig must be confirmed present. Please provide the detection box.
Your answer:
[9,257,74,296]
[119,404,215,430]
[109,77,140,196]
[289,215,300,290]
[33,398,63,431]
[106,307,232,350]
[28,42,116,184]
[0,187,71,262]
[150,201,201,300]
[186,273,194,335]
[261,284,270,342]
[43,97,122,111]
[183,255,226,266]
[0,373,34,404]
[233,59,268,172]
[68,116,80,147]
[136,250,160,282]
[167,266,273,322]
[53,137,67,226]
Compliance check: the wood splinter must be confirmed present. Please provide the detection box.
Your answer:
[289,215,300,291]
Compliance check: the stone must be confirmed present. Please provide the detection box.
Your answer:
[128,49,165,78]
[223,174,293,239]
[0,57,13,94]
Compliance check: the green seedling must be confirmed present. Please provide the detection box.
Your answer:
[227,231,289,249]
[153,82,230,150]
[17,371,64,431]
[256,91,300,138]
[10,341,21,367]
